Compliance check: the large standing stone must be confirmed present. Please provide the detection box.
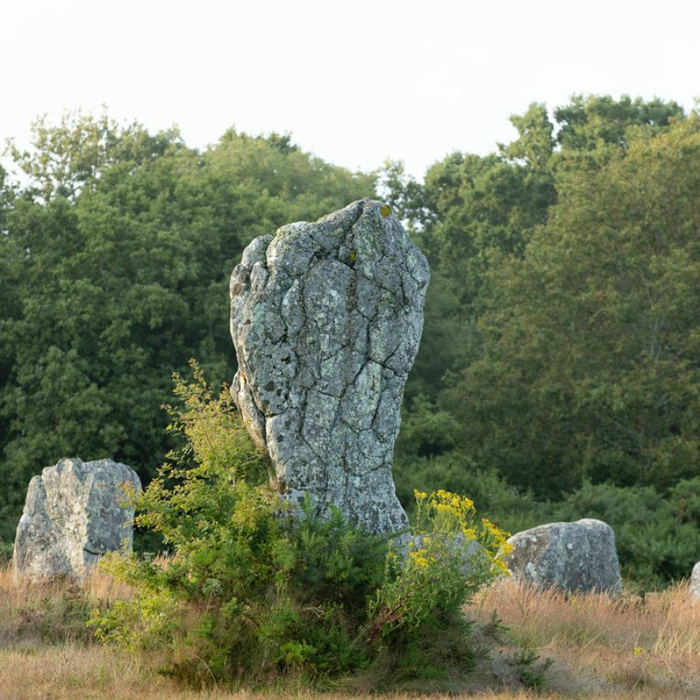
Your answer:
[690,561,700,599]
[505,519,622,594]
[13,458,141,581]
[229,199,429,535]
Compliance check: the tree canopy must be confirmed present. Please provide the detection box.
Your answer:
[2,96,698,586]
[0,114,374,538]
[443,116,700,496]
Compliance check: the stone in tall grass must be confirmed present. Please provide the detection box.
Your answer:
[690,561,700,599]
[505,519,622,594]
[13,458,141,582]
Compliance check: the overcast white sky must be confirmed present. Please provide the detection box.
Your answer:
[2,0,698,179]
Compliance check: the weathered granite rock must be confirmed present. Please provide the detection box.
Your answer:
[690,561,700,599]
[505,519,622,594]
[13,458,141,581]
[229,199,429,535]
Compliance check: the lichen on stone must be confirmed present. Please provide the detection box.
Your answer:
[505,518,622,594]
[229,199,429,535]
[13,457,141,582]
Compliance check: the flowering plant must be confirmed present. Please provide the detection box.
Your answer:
[366,489,512,642]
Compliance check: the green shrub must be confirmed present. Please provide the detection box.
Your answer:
[669,477,700,527]
[367,489,510,640]
[11,593,96,645]
[395,395,462,459]
[92,362,509,689]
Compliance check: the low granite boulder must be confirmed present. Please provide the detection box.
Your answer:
[505,518,622,594]
[690,561,700,599]
[13,457,141,582]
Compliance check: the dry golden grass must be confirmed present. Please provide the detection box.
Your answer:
[470,579,700,699]
[1,562,699,699]
[0,556,132,609]
[0,557,132,649]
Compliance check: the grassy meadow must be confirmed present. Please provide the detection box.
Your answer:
[1,562,698,699]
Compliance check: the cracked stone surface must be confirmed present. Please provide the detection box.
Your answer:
[505,519,622,594]
[229,199,429,535]
[13,458,141,581]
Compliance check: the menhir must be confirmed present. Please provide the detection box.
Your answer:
[13,457,141,581]
[229,199,429,535]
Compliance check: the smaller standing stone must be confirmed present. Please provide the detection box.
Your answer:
[690,561,700,600]
[505,519,622,594]
[13,457,141,582]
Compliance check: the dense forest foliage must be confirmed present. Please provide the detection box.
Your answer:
[1,97,699,587]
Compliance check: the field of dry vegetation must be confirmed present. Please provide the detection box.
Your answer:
[0,562,698,700]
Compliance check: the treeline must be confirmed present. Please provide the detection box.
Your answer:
[1,98,699,586]
[0,115,373,542]
[391,96,700,587]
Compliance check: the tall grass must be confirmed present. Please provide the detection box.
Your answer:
[1,562,699,698]
[472,579,700,698]
[0,560,132,646]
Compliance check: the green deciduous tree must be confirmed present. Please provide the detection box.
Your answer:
[0,114,375,538]
[443,116,700,497]
[554,94,684,154]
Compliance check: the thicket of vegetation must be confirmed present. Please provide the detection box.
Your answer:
[4,563,697,698]
[90,366,508,688]
[1,96,699,588]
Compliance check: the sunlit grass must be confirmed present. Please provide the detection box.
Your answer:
[1,562,699,699]
[471,579,700,698]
